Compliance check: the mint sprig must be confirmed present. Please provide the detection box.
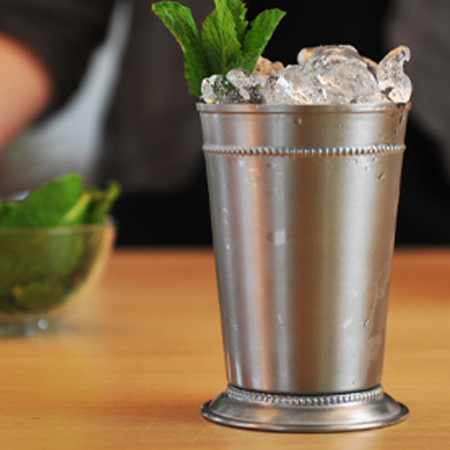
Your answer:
[201,2,242,77]
[152,0,285,97]
[239,9,286,74]
[0,173,120,228]
[0,174,119,314]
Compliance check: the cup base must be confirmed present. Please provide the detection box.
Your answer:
[201,384,408,432]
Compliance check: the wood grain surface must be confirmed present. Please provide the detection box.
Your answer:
[0,249,448,449]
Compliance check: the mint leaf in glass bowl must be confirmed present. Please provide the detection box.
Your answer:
[0,174,119,336]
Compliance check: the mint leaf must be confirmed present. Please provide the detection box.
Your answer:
[0,224,105,314]
[0,173,85,228]
[85,181,121,225]
[12,282,67,313]
[239,8,286,73]
[152,2,209,96]
[0,173,119,228]
[222,0,248,43]
[152,0,285,97]
[202,2,242,75]
[0,174,117,314]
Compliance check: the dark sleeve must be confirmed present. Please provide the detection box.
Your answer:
[0,0,115,115]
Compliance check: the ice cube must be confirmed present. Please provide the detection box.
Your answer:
[201,45,411,105]
[364,57,379,79]
[377,45,412,103]
[297,44,358,66]
[226,69,254,101]
[352,91,390,104]
[296,46,318,66]
[272,65,323,105]
[253,56,284,76]
[259,75,278,104]
[302,45,382,104]
[226,69,266,103]
[201,74,228,104]
[222,90,245,103]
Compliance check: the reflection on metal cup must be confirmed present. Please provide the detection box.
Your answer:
[198,103,410,432]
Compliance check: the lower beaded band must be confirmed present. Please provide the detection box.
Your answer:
[226,384,384,407]
[201,384,409,432]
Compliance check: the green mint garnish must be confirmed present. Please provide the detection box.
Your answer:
[152,0,285,97]
[0,173,120,228]
[151,2,210,97]
[239,8,286,74]
[201,2,242,77]
[0,174,120,314]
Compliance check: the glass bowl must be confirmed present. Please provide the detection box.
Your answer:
[0,222,115,336]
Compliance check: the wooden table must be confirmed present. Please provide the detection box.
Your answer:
[0,249,449,449]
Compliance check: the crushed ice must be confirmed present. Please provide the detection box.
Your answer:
[201,46,412,105]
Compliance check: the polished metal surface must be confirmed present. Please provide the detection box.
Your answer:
[197,103,409,149]
[198,103,410,430]
[201,384,409,432]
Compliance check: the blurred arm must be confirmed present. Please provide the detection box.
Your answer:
[0,0,114,148]
[0,34,52,147]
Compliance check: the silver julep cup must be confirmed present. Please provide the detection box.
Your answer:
[198,102,411,432]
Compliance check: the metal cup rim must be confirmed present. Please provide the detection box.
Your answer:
[197,102,411,115]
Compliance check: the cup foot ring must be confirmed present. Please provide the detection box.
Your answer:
[201,384,409,432]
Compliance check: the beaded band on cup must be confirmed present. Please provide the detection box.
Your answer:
[203,144,405,156]
[226,384,384,407]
